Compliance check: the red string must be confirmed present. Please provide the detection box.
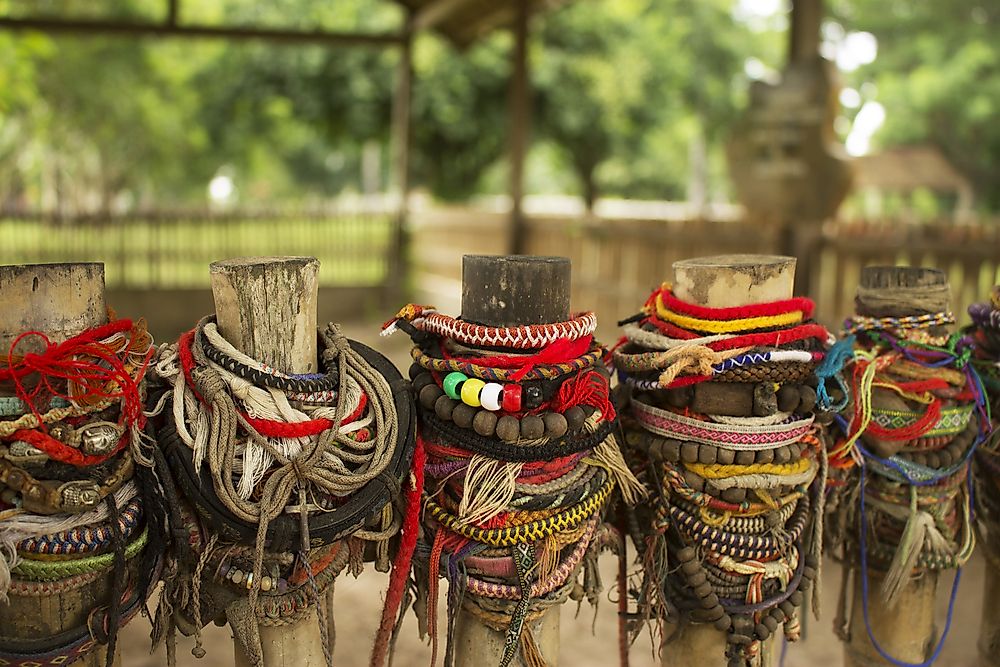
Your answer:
[644,317,829,351]
[550,370,616,421]
[10,428,128,467]
[654,286,816,320]
[442,335,594,382]
[1,320,147,431]
[240,393,368,438]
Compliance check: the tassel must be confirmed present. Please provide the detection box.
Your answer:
[457,455,522,526]
[520,626,549,667]
[880,486,950,606]
[589,434,646,505]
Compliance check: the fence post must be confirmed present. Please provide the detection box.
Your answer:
[974,284,1000,667]
[209,256,330,667]
[843,266,953,667]
[657,254,797,667]
[0,262,120,667]
[448,254,569,665]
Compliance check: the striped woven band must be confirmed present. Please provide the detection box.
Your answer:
[630,398,815,450]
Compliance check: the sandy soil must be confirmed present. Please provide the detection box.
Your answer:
[117,553,984,667]
[107,322,985,666]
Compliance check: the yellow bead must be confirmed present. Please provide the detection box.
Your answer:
[461,378,486,408]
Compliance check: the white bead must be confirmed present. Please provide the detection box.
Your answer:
[480,383,504,411]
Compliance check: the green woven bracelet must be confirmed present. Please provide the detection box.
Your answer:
[12,526,148,581]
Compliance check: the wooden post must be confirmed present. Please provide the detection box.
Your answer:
[663,254,796,667]
[210,256,328,667]
[507,0,530,255]
[843,266,948,667]
[451,254,569,666]
[388,14,413,306]
[980,552,1000,667]
[0,262,119,667]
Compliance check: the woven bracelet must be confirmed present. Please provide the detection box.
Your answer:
[12,526,148,581]
[385,306,598,349]
[424,476,613,547]
[631,398,815,450]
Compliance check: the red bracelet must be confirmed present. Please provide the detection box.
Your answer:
[10,427,127,467]
[652,286,815,321]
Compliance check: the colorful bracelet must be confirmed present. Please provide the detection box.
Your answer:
[843,311,955,334]
[12,526,148,581]
[631,398,815,450]
[383,305,597,348]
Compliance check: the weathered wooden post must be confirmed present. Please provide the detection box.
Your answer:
[838,267,972,667]
[971,286,1000,667]
[617,254,826,667]
[0,262,120,667]
[451,255,569,665]
[387,254,635,667]
[210,257,328,667]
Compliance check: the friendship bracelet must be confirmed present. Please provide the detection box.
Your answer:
[17,496,143,556]
[383,305,597,349]
[424,476,613,547]
[411,346,603,382]
[11,526,148,581]
[655,295,806,334]
[844,311,956,334]
[631,398,815,450]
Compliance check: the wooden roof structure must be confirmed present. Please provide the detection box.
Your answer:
[394,0,566,47]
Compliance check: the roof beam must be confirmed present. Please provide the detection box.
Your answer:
[0,16,404,47]
[411,0,471,32]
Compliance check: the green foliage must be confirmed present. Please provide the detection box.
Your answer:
[830,0,1000,210]
[0,0,995,212]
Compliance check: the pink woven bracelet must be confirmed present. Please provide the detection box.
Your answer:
[631,399,815,450]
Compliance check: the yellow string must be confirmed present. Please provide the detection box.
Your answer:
[654,294,803,333]
[829,348,878,460]
[684,457,811,479]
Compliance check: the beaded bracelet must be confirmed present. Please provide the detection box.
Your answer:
[843,311,956,334]
[12,526,148,581]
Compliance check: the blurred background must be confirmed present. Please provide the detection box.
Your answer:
[0,0,997,664]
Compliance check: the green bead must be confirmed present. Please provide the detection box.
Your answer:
[442,372,468,400]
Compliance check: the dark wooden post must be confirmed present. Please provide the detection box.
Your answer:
[452,254,570,664]
[0,262,118,667]
[843,266,948,667]
[507,0,530,256]
[388,12,413,306]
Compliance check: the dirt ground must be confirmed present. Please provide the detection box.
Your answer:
[111,321,985,666]
[118,553,985,667]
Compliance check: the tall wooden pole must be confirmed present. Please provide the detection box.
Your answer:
[388,13,413,306]
[451,254,569,666]
[662,254,796,667]
[843,266,948,667]
[0,262,119,667]
[210,256,329,667]
[507,0,530,255]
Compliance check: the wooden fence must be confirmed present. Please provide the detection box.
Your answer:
[0,210,393,288]
[411,205,1000,339]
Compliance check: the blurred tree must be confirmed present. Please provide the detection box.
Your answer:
[830,0,1000,210]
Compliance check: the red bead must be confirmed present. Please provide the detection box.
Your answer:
[501,384,522,412]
